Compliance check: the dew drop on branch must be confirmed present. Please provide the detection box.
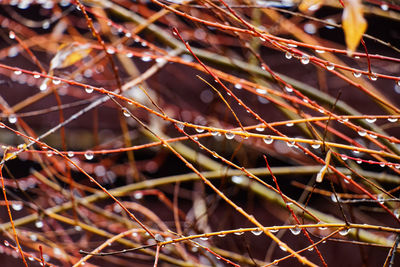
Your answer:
[289,226,301,235]
[8,114,17,124]
[339,228,350,236]
[251,229,263,236]
[352,72,362,78]
[85,86,94,94]
[263,136,274,144]
[301,56,310,64]
[326,63,335,70]
[35,220,44,228]
[84,151,94,160]
[225,132,235,140]
[11,202,23,211]
[285,52,292,59]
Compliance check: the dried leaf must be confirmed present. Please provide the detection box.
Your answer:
[316,150,332,183]
[50,43,92,70]
[342,0,367,55]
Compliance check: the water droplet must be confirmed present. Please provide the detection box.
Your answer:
[46,151,53,157]
[341,155,348,161]
[256,88,267,94]
[40,83,47,91]
[155,234,165,242]
[84,151,94,160]
[255,127,264,132]
[285,86,293,93]
[85,86,94,94]
[211,131,218,136]
[394,209,400,219]
[311,143,321,149]
[356,160,362,164]
[285,52,292,59]
[9,31,15,39]
[200,236,208,240]
[232,176,244,184]
[176,123,184,130]
[301,55,310,64]
[4,240,9,246]
[259,37,266,42]
[251,229,263,236]
[33,73,41,79]
[279,244,287,251]
[339,228,350,236]
[377,194,384,204]
[234,83,242,89]
[369,73,378,81]
[234,231,244,235]
[29,234,37,241]
[134,192,143,199]
[288,43,297,48]
[218,233,226,237]
[289,226,301,235]
[331,194,339,203]
[286,122,294,127]
[141,56,152,62]
[14,70,22,75]
[8,114,17,124]
[269,228,279,233]
[12,202,23,211]
[122,108,130,117]
[326,63,335,70]
[388,117,398,123]
[358,130,367,136]
[263,136,274,144]
[380,4,389,10]
[353,72,362,78]
[35,220,44,228]
[195,128,205,133]
[52,79,61,85]
[81,262,86,266]
[368,133,377,139]
[225,132,235,140]
[318,222,327,230]
[365,118,376,123]
[315,49,325,54]
[286,140,295,147]
[67,151,74,157]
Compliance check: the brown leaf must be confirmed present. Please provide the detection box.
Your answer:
[342,0,367,55]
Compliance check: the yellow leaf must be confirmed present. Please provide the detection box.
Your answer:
[342,0,367,55]
[4,152,17,161]
[50,43,92,70]
[299,0,324,13]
